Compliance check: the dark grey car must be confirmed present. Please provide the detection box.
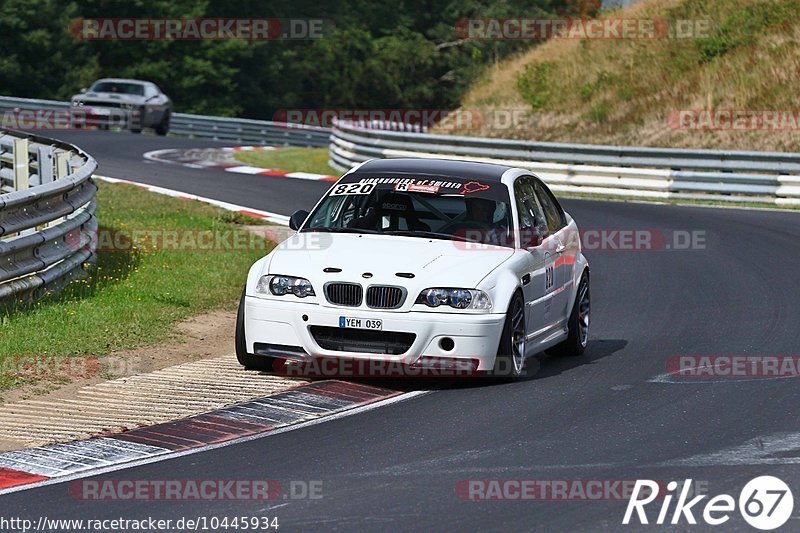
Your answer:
[70,78,172,135]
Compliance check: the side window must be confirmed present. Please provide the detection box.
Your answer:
[514,177,547,233]
[534,181,566,233]
[308,195,347,227]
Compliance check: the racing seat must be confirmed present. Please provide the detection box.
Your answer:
[374,192,430,231]
[349,192,431,231]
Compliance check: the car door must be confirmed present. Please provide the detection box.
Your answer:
[533,179,571,328]
[513,176,559,351]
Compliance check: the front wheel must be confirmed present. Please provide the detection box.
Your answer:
[492,292,526,380]
[235,290,277,371]
[155,112,170,136]
[548,271,590,357]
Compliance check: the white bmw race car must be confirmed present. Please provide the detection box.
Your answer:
[236,158,590,379]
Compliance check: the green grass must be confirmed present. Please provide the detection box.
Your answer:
[234,147,336,175]
[0,182,273,390]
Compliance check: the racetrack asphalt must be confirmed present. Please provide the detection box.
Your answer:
[4,130,800,531]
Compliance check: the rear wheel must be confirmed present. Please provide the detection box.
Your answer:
[548,271,590,357]
[492,292,526,380]
[235,290,277,371]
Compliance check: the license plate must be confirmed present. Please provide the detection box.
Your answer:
[339,316,382,330]
[89,107,111,116]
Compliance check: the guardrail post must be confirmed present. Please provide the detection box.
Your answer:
[13,138,29,191]
[37,145,56,184]
[55,150,69,179]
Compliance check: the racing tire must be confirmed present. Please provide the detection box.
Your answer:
[547,271,590,357]
[130,127,142,134]
[155,113,170,136]
[235,290,277,371]
[492,291,526,380]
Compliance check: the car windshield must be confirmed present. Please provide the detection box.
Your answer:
[302,175,514,247]
[90,82,145,96]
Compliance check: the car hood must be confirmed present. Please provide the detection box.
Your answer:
[267,233,514,291]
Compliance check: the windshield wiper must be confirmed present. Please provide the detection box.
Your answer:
[384,230,470,242]
[302,227,379,234]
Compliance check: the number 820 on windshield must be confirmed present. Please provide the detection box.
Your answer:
[330,183,376,196]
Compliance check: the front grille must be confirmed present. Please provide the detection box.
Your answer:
[310,326,415,354]
[366,285,405,309]
[82,100,125,108]
[324,282,363,307]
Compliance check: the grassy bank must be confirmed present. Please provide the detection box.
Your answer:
[234,147,336,175]
[0,182,272,390]
[449,0,800,152]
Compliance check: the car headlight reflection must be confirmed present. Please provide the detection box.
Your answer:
[256,275,315,298]
[416,288,492,310]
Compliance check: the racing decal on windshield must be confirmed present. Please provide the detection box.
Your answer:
[394,183,440,194]
[334,175,505,200]
[461,181,491,194]
[355,176,463,189]
[329,182,377,195]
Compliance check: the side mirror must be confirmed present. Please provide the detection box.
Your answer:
[289,210,309,231]
[519,227,544,249]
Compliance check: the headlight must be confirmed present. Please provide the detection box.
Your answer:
[415,288,492,310]
[255,275,315,298]
[72,101,83,107]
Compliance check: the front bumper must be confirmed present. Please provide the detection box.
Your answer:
[244,295,506,371]
[69,107,140,129]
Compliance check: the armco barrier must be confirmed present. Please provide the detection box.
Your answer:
[0,95,329,147]
[329,120,800,206]
[0,130,97,303]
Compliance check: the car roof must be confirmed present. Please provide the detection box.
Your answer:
[353,158,513,182]
[93,78,149,85]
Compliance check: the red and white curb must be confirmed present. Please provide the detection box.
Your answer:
[0,381,419,492]
[95,176,291,225]
[143,146,338,181]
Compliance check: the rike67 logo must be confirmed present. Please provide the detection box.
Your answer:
[623,476,793,530]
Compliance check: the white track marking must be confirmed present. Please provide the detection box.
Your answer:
[225,165,270,174]
[95,175,290,225]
